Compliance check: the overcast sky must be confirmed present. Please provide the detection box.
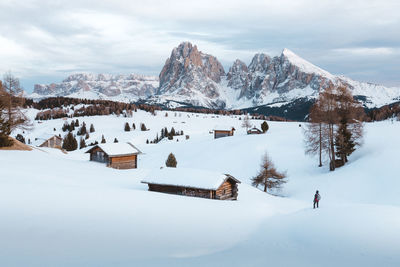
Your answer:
[1,0,399,92]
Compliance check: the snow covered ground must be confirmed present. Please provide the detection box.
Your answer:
[1,109,400,266]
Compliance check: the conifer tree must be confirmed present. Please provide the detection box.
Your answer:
[114,138,118,143]
[141,123,147,131]
[74,119,79,127]
[261,121,269,133]
[101,135,106,143]
[62,122,69,132]
[89,124,95,133]
[79,137,86,149]
[77,122,87,136]
[335,122,355,164]
[132,123,136,130]
[165,153,177,167]
[62,132,78,151]
[124,122,131,131]
[85,132,90,139]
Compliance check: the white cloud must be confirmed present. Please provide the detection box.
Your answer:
[0,0,399,90]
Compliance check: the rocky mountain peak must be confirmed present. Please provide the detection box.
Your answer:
[157,42,226,107]
[248,53,272,72]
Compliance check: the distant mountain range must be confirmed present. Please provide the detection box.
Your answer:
[31,42,400,111]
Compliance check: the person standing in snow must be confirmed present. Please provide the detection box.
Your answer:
[313,190,321,209]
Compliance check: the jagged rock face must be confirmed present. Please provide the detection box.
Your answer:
[227,59,249,98]
[33,74,158,99]
[158,42,225,105]
[226,50,336,106]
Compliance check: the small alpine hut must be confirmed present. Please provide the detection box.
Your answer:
[247,127,263,135]
[141,168,241,200]
[213,126,235,139]
[86,142,142,169]
[34,134,63,148]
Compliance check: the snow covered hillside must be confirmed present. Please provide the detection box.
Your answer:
[1,110,400,266]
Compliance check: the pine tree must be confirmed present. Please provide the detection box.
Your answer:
[251,153,286,193]
[85,132,90,139]
[261,121,269,133]
[335,122,355,164]
[101,135,106,143]
[165,153,177,167]
[146,139,149,144]
[124,122,131,131]
[90,124,95,133]
[62,132,78,151]
[74,119,79,127]
[132,123,136,130]
[161,128,165,139]
[141,123,147,131]
[114,138,119,143]
[62,122,69,132]
[170,127,176,136]
[77,122,87,136]
[79,137,86,149]
[69,121,75,131]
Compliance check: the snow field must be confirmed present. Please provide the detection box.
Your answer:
[1,109,400,266]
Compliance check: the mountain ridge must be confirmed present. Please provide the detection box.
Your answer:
[31,42,400,109]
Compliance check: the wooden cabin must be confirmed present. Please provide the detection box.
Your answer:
[213,126,235,139]
[34,134,63,148]
[247,127,263,135]
[86,142,142,169]
[141,168,241,200]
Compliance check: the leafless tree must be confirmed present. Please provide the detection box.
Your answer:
[251,153,286,193]
[0,72,31,132]
[242,115,251,132]
[304,99,329,167]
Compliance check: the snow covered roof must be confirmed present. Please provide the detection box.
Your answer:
[86,142,142,157]
[213,125,235,131]
[141,167,240,190]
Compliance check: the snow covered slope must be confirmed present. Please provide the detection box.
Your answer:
[1,110,400,266]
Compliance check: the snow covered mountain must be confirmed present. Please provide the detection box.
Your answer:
[31,73,158,102]
[30,42,400,109]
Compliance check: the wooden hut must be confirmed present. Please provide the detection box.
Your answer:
[141,168,241,200]
[247,127,263,135]
[213,126,235,139]
[34,134,63,148]
[86,142,141,169]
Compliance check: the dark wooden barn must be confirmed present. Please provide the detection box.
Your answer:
[141,168,241,200]
[86,142,142,169]
[213,126,235,139]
